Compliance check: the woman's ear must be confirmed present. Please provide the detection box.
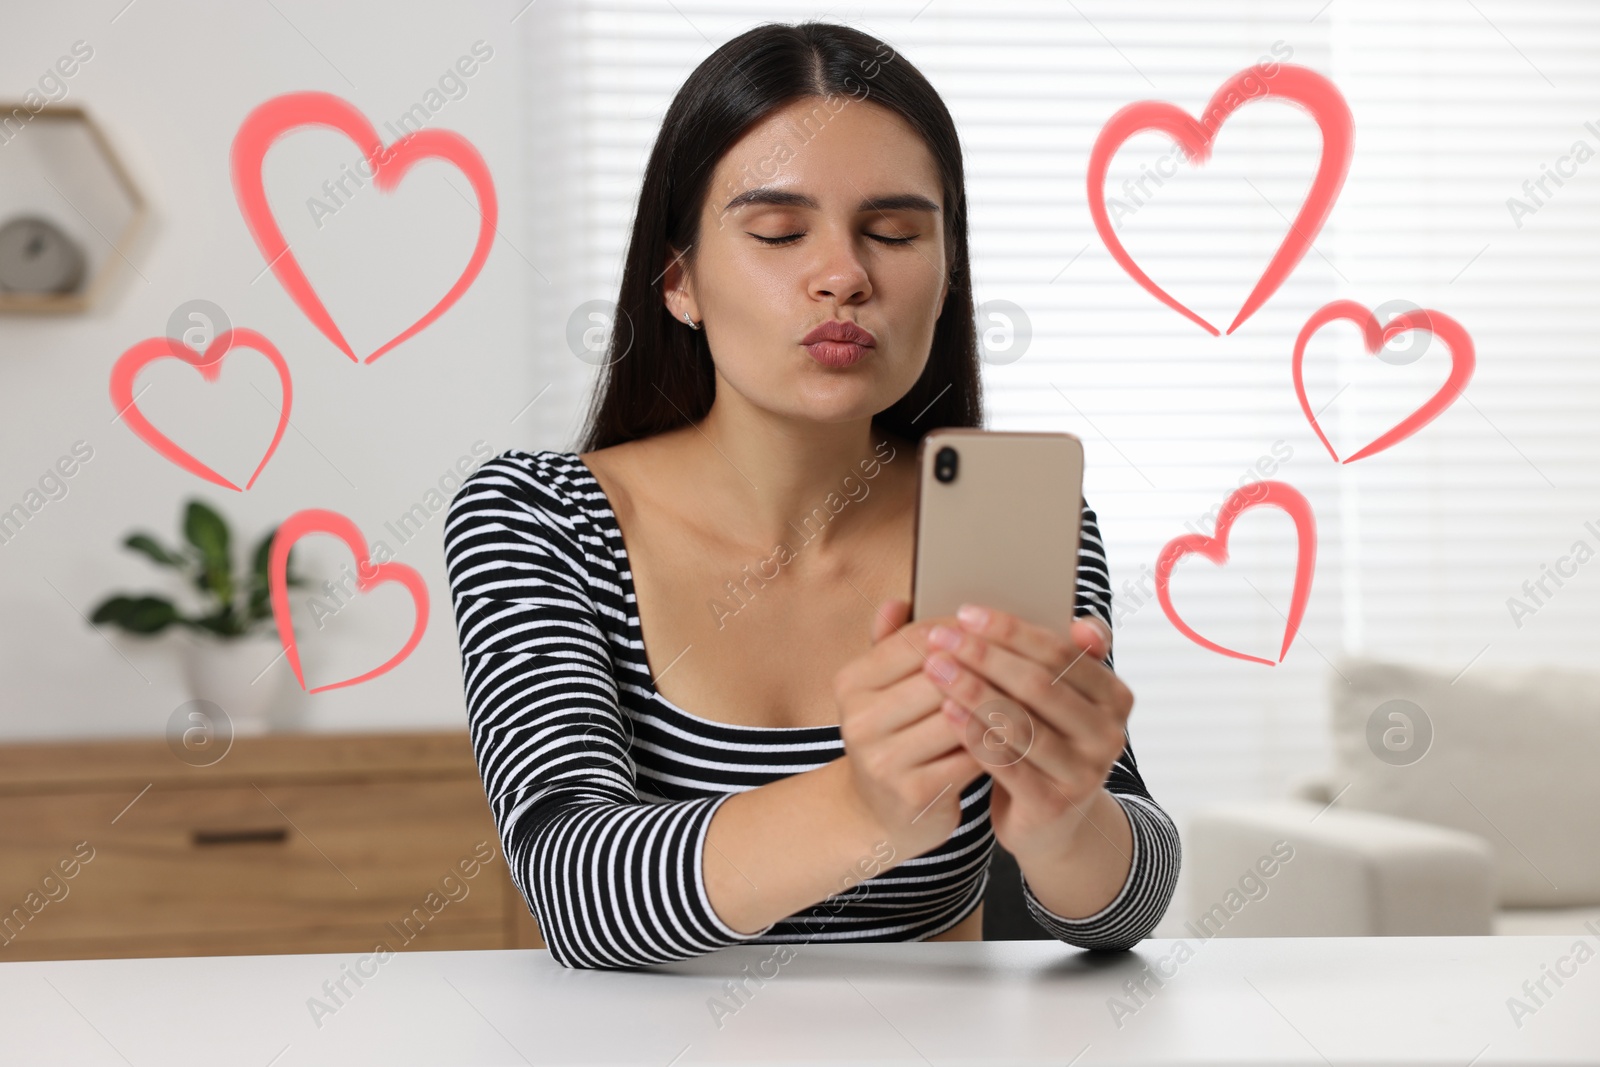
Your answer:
[662,247,697,322]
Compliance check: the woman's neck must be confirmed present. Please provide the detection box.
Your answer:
[661,402,912,556]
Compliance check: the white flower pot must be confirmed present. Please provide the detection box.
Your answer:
[176,630,291,736]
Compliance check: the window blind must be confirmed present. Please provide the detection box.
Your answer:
[517,1,1600,912]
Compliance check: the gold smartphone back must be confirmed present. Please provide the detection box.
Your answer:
[910,429,1085,637]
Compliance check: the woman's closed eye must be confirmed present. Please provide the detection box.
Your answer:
[749,231,917,246]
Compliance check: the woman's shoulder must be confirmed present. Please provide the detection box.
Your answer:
[444,447,626,591]
[445,447,619,554]
[451,447,596,514]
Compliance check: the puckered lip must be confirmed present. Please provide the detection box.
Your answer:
[802,319,876,346]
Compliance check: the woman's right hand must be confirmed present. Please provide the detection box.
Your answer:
[831,597,987,862]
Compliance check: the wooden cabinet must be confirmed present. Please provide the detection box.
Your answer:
[0,730,544,961]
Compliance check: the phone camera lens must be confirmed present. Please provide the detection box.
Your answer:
[934,446,959,483]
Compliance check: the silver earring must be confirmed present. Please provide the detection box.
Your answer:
[683,311,701,331]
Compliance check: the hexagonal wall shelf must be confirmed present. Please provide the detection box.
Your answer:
[0,103,146,313]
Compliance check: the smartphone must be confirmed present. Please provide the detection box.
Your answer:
[910,429,1085,638]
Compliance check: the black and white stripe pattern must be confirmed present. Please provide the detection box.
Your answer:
[443,448,1180,969]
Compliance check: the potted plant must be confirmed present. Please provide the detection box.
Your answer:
[91,498,313,735]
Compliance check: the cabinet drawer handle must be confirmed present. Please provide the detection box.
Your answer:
[191,827,289,846]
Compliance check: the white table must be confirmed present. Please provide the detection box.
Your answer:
[2,936,1595,1065]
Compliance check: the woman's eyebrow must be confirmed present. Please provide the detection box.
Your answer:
[722,187,940,215]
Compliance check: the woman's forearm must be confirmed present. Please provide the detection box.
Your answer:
[1013,786,1134,920]
[702,755,895,935]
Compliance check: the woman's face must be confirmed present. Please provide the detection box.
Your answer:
[668,95,950,427]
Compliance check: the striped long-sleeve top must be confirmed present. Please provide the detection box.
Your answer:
[443,448,1181,970]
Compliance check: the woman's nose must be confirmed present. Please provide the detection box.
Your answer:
[809,230,871,302]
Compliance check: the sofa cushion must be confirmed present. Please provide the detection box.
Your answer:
[1188,800,1496,936]
[1328,655,1600,908]
[1494,906,1600,936]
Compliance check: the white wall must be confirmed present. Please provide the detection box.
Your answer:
[0,0,580,739]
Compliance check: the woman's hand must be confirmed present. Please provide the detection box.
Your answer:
[918,604,1133,864]
[831,598,988,862]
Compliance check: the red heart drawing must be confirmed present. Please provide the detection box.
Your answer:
[269,509,429,694]
[1293,299,1476,464]
[1155,480,1317,665]
[230,91,497,365]
[109,328,292,491]
[1087,64,1353,336]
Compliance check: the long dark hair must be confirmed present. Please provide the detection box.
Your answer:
[574,20,982,454]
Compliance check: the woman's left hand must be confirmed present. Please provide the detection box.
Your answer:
[919,604,1132,863]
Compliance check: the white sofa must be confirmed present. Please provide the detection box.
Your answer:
[1185,655,1600,937]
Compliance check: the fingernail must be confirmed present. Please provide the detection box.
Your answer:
[957,604,988,629]
[943,698,970,723]
[926,654,958,684]
[928,624,961,650]
[1080,616,1110,650]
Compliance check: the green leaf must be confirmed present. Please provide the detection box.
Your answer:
[247,527,313,594]
[123,533,191,569]
[183,500,231,560]
[246,529,287,612]
[89,595,131,625]
[191,602,246,637]
[90,595,180,634]
[250,530,274,585]
[249,580,287,614]
[184,500,233,606]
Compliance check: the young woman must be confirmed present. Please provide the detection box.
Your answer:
[444,20,1180,970]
